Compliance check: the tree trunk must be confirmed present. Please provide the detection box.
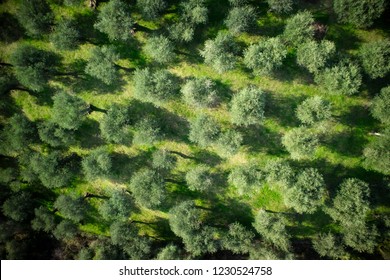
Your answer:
[0,62,13,67]
[83,192,109,200]
[168,150,195,159]
[89,0,97,9]
[165,178,185,185]
[88,104,108,114]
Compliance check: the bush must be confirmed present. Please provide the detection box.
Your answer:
[94,0,135,41]
[282,127,319,160]
[296,40,336,74]
[85,45,120,85]
[333,0,386,28]
[359,39,390,79]
[315,60,362,95]
[283,11,315,47]
[181,77,218,108]
[296,96,332,125]
[200,32,238,73]
[244,37,287,75]
[230,86,266,126]
[144,35,174,64]
[225,5,257,34]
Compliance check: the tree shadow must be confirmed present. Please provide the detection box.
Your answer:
[0,12,24,43]
[192,149,223,166]
[111,150,153,182]
[209,198,254,229]
[77,119,105,149]
[326,24,361,51]
[325,129,368,157]
[214,79,234,104]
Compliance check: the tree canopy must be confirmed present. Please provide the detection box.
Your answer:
[181,77,218,108]
[296,40,336,74]
[189,114,221,147]
[296,96,332,125]
[144,35,175,64]
[185,165,214,192]
[282,127,319,159]
[359,39,390,79]
[82,148,113,180]
[85,45,120,85]
[371,86,390,125]
[50,19,80,51]
[100,104,132,144]
[225,5,257,34]
[283,11,315,47]
[54,195,87,223]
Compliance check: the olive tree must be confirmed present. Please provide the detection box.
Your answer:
[230,86,266,126]
[99,189,134,221]
[216,129,243,157]
[200,32,238,73]
[144,35,174,64]
[181,77,218,108]
[50,19,80,50]
[2,192,32,222]
[285,168,327,214]
[342,223,378,253]
[328,178,371,228]
[228,163,263,195]
[31,206,56,233]
[16,0,54,37]
[244,37,287,75]
[297,40,336,74]
[10,45,57,91]
[156,244,182,260]
[371,86,390,125]
[315,60,362,95]
[137,0,167,20]
[359,39,390,79]
[168,200,203,238]
[82,148,113,180]
[53,219,78,241]
[333,0,386,28]
[94,0,135,41]
[85,45,120,85]
[189,114,221,147]
[100,104,132,144]
[152,149,177,171]
[221,222,254,254]
[1,113,36,153]
[267,0,294,14]
[225,5,257,34]
[38,121,76,148]
[133,68,179,105]
[283,11,315,47]
[253,209,291,252]
[183,226,220,257]
[264,159,295,188]
[282,127,319,160]
[52,91,89,130]
[54,194,88,223]
[363,131,390,175]
[129,168,166,209]
[312,233,347,259]
[185,165,214,192]
[296,96,332,125]
[133,118,162,146]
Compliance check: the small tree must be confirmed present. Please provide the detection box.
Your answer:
[53,219,78,241]
[52,91,89,130]
[228,163,263,195]
[133,118,162,146]
[253,209,291,252]
[267,0,294,14]
[285,168,327,214]
[221,222,255,254]
[342,223,378,253]
[31,206,56,233]
[50,19,80,50]
[359,39,390,79]
[244,37,287,75]
[282,127,319,160]
[82,148,113,180]
[181,0,208,25]
[168,200,203,238]
[216,129,243,157]
[185,165,214,192]
[312,233,347,259]
[181,77,218,108]
[100,104,132,144]
[296,96,332,125]
[137,0,167,20]
[54,194,87,223]
[182,226,220,257]
[363,132,390,175]
[94,0,135,41]
[133,68,179,105]
[1,113,36,153]
[264,159,295,188]
[371,86,390,125]
[297,40,336,74]
[328,178,370,228]
[230,86,266,126]
[10,45,57,91]
[16,0,54,37]
[333,0,386,28]
[29,151,76,189]
[2,192,32,222]
[129,168,166,209]
[152,149,177,171]
[315,60,362,95]
[85,45,120,85]
[225,5,257,34]
[99,189,134,221]
[189,114,221,147]
[283,11,315,47]
[144,35,174,64]
[156,244,182,260]
[38,121,76,148]
[200,32,238,73]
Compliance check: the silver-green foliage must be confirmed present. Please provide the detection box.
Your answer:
[282,127,319,160]
[244,37,287,75]
[267,0,294,14]
[189,114,221,147]
[225,5,257,34]
[230,86,266,126]
[221,222,254,254]
[144,35,174,64]
[359,39,390,79]
[296,96,332,125]
[99,189,133,221]
[371,86,390,124]
[85,45,120,85]
[50,19,80,50]
[82,148,112,180]
[283,11,314,47]
[137,0,167,20]
[296,40,336,74]
[312,233,347,259]
[181,78,218,108]
[228,163,263,195]
[185,165,214,192]
[100,104,132,144]
[54,195,87,223]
